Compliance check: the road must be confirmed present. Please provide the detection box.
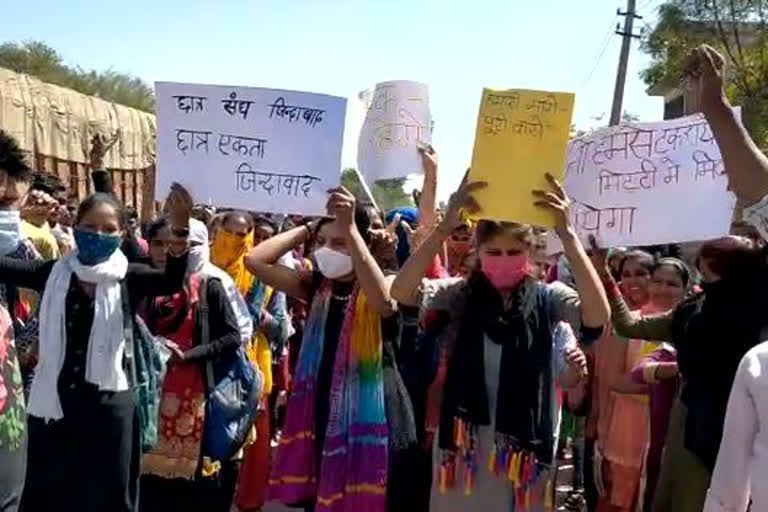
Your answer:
[261,456,578,511]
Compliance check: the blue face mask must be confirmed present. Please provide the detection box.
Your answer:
[0,210,21,257]
[74,229,122,265]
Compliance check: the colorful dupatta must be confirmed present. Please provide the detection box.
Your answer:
[269,283,388,512]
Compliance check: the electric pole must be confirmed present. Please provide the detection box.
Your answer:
[609,0,642,126]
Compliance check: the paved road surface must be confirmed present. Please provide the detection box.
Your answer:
[261,457,579,511]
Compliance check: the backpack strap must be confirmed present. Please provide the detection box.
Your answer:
[121,280,137,388]
[199,276,214,393]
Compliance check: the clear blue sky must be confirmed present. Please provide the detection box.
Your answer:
[4,0,665,199]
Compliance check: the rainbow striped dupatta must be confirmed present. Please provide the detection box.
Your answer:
[269,282,388,512]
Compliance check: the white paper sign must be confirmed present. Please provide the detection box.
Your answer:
[356,80,431,182]
[554,112,736,250]
[155,82,346,215]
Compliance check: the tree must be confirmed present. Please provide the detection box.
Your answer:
[641,1,768,146]
[0,40,154,112]
[340,168,413,213]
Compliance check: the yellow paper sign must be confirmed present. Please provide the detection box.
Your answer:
[468,88,575,227]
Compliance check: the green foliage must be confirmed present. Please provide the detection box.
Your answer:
[641,1,768,146]
[340,168,413,213]
[0,40,154,112]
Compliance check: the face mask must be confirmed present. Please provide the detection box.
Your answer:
[212,230,249,266]
[0,210,21,257]
[187,242,209,273]
[313,246,354,279]
[74,229,122,265]
[446,240,471,272]
[480,253,529,290]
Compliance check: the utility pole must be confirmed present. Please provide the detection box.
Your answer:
[609,0,642,126]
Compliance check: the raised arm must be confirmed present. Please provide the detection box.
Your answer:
[245,226,313,301]
[390,173,486,307]
[127,250,188,302]
[418,146,438,230]
[606,274,674,341]
[589,240,675,341]
[328,187,396,317]
[534,174,609,328]
[687,45,768,205]
[0,257,55,292]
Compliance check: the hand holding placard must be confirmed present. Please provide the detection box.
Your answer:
[468,88,575,226]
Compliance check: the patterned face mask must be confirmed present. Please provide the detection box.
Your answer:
[74,229,122,265]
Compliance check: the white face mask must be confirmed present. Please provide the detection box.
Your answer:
[0,210,21,257]
[313,246,354,279]
[187,243,209,274]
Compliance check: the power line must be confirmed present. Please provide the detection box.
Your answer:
[580,15,620,90]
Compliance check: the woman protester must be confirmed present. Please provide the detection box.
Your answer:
[631,258,689,510]
[592,252,690,511]
[211,211,290,511]
[390,172,608,511]
[208,211,290,512]
[589,250,655,512]
[247,186,399,512]
[138,216,244,512]
[9,185,190,512]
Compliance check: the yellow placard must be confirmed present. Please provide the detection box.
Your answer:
[468,88,575,227]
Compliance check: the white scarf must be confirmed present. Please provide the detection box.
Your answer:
[28,249,129,421]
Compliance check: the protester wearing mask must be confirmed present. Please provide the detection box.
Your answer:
[390,173,607,511]
[246,186,399,512]
[221,214,291,512]
[594,235,768,512]
[445,223,472,276]
[0,130,39,512]
[138,216,244,512]
[3,186,190,512]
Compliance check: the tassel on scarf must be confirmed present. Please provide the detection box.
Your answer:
[439,455,456,494]
[445,417,479,496]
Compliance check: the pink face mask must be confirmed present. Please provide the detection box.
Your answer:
[480,253,529,289]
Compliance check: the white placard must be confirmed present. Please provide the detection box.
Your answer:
[155,82,346,215]
[550,112,736,252]
[356,80,431,182]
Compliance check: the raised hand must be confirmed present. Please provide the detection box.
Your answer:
[441,169,487,233]
[588,235,610,278]
[419,145,438,178]
[166,182,193,229]
[532,172,572,236]
[682,44,727,113]
[326,186,356,232]
[368,213,399,268]
[89,131,120,170]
